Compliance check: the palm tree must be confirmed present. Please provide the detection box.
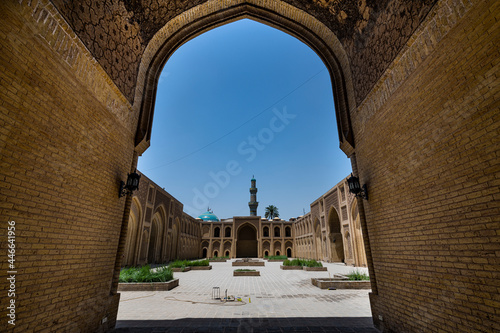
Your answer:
[265,205,279,220]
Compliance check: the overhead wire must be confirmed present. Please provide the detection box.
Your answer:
[143,68,326,171]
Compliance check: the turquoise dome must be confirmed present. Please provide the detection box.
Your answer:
[198,211,219,222]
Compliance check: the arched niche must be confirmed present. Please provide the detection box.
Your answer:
[236,223,258,258]
[328,207,345,262]
[124,197,142,266]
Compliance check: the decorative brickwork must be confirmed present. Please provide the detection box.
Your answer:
[281,0,437,105]
[50,0,208,102]
[50,0,436,106]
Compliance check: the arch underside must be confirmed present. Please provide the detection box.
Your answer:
[135,2,355,157]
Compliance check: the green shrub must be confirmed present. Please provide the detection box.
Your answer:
[303,259,323,267]
[283,258,302,266]
[266,255,288,260]
[209,256,229,260]
[168,259,209,268]
[119,265,174,283]
[168,260,188,268]
[118,267,136,282]
[282,258,322,267]
[234,269,256,272]
[346,270,370,281]
[188,259,209,266]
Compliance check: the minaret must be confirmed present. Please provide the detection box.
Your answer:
[249,176,258,216]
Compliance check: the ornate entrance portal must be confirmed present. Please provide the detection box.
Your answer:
[237,224,258,258]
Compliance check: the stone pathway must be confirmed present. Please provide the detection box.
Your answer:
[113,260,378,332]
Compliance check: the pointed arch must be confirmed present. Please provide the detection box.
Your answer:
[313,218,322,260]
[223,240,232,258]
[274,241,282,256]
[148,217,160,263]
[351,199,367,266]
[124,197,142,266]
[150,205,167,263]
[236,223,258,258]
[139,229,149,264]
[134,2,355,156]
[170,218,180,260]
[224,226,231,238]
[212,241,221,258]
[328,206,345,262]
[263,226,269,237]
[262,240,270,257]
[213,226,220,238]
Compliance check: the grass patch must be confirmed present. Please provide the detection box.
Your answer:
[346,270,370,281]
[168,259,209,268]
[282,258,323,267]
[264,255,288,260]
[234,269,256,272]
[119,265,173,283]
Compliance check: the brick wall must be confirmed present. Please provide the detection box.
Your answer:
[352,1,500,331]
[0,1,136,332]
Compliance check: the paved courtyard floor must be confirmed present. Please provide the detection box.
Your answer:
[113,260,378,333]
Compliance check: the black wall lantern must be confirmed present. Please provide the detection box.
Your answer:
[347,174,368,200]
[119,171,141,198]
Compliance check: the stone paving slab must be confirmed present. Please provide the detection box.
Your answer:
[113,260,378,332]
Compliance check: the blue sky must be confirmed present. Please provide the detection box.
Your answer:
[137,19,352,219]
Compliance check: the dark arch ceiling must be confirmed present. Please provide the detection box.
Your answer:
[50,0,437,105]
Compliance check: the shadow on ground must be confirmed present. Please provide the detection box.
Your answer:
[113,317,379,332]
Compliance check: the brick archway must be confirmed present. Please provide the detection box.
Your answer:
[3,1,496,332]
[133,1,356,156]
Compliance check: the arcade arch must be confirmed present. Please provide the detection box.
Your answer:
[123,197,141,266]
[236,224,258,258]
[147,218,160,263]
[328,207,344,262]
[225,226,231,237]
[351,200,367,266]
[274,226,281,237]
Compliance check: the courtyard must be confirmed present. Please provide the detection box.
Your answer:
[113,260,376,332]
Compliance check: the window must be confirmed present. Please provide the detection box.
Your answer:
[274,226,280,237]
[263,226,269,237]
[225,227,231,237]
[285,226,291,237]
[214,227,220,237]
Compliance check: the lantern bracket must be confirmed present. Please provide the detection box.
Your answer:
[119,172,141,198]
[347,174,368,200]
